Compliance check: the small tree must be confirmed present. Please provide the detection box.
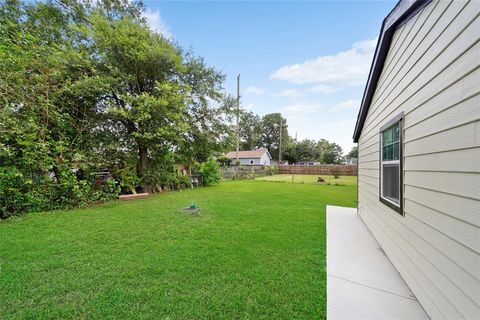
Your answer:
[330,167,340,179]
[198,159,221,186]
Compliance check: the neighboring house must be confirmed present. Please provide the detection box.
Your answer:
[297,161,319,166]
[344,158,358,166]
[353,1,480,319]
[224,149,272,165]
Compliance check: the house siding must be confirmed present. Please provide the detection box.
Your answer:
[236,154,270,166]
[357,1,480,319]
[260,152,271,165]
[237,158,261,165]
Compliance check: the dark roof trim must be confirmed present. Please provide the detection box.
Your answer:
[352,0,432,143]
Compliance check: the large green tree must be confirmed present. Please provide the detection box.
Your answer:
[89,12,187,192]
[0,0,231,216]
[260,113,289,160]
[239,110,262,150]
[321,142,343,164]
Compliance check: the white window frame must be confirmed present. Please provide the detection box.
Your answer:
[379,112,404,215]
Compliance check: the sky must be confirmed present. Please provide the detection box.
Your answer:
[143,0,396,153]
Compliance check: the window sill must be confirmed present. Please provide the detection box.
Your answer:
[379,196,403,216]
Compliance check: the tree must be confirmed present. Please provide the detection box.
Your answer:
[86,12,187,192]
[239,110,262,150]
[282,139,317,164]
[282,141,298,164]
[315,139,329,162]
[346,146,358,159]
[260,113,289,160]
[321,143,344,164]
[295,139,318,162]
[0,0,232,216]
[177,55,231,164]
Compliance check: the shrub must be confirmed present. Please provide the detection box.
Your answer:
[216,156,231,167]
[198,159,221,186]
[0,166,120,219]
[330,167,340,179]
[118,165,140,194]
[0,167,31,218]
[266,165,278,176]
[177,175,192,189]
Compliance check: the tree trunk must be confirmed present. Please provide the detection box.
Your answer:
[137,144,152,193]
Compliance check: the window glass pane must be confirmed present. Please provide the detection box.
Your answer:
[383,128,393,145]
[383,144,395,161]
[393,124,400,142]
[393,142,399,160]
[382,163,400,204]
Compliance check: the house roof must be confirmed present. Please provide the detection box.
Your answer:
[352,0,432,143]
[224,150,271,159]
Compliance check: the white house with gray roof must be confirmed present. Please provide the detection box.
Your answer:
[224,149,272,166]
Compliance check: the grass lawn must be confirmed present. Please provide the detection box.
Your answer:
[256,174,357,186]
[0,180,356,319]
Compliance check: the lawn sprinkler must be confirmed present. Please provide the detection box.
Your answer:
[183,202,200,215]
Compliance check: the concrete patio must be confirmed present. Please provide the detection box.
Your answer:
[326,206,429,319]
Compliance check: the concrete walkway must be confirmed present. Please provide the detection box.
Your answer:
[326,205,429,320]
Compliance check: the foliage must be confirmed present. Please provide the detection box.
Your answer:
[0,0,233,217]
[321,143,343,164]
[346,146,358,159]
[239,111,263,150]
[260,113,289,160]
[216,156,231,167]
[0,167,33,218]
[197,159,221,186]
[330,167,341,179]
[282,138,344,164]
[0,166,119,218]
[266,165,278,176]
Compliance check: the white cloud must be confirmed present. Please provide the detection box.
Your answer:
[143,9,172,38]
[270,38,377,87]
[244,86,265,96]
[309,84,339,94]
[332,99,360,111]
[274,89,301,97]
[279,103,322,114]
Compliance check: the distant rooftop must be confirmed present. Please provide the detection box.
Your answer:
[225,149,270,159]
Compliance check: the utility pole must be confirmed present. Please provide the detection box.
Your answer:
[236,74,240,162]
[279,120,283,163]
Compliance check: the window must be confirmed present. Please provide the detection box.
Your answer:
[250,160,254,165]
[380,114,403,215]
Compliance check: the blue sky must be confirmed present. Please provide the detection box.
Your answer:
[143,0,396,153]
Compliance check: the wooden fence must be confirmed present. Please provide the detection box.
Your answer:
[221,165,272,180]
[220,164,357,179]
[277,164,357,176]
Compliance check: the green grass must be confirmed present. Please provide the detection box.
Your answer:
[0,180,356,319]
[256,174,357,186]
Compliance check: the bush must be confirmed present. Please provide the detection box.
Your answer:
[118,165,140,194]
[0,167,32,218]
[0,166,120,219]
[177,175,192,189]
[330,167,340,179]
[198,159,221,186]
[266,165,278,176]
